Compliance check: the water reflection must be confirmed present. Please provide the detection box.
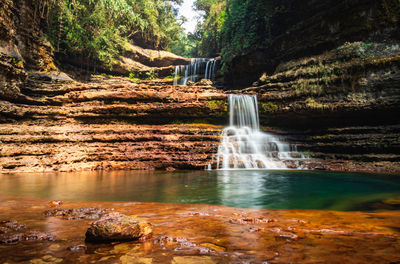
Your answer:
[216,170,291,208]
[0,171,219,204]
[0,170,399,210]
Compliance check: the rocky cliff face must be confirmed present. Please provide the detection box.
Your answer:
[0,0,56,100]
[224,0,400,87]
[237,41,400,173]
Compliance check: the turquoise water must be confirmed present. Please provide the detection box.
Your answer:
[0,170,399,211]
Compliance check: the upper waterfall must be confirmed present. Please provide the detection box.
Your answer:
[209,94,306,170]
[173,58,217,85]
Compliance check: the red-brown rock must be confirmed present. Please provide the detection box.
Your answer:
[85,213,153,242]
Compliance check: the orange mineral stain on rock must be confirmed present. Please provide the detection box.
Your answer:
[0,196,399,263]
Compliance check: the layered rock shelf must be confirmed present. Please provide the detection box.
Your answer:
[233,42,400,173]
[1,71,400,173]
[0,76,226,172]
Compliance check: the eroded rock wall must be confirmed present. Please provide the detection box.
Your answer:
[0,0,56,100]
[0,76,226,172]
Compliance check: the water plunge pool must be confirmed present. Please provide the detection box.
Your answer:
[1,170,399,211]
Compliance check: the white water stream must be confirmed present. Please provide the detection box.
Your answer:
[173,58,217,85]
[209,94,306,170]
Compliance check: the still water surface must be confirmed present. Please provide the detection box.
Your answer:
[1,170,399,211]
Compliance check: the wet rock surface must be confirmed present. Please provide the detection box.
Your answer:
[48,200,63,207]
[0,220,54,244]
[85,212,153,242]
[0,220,26,234]
[0,196,399,263]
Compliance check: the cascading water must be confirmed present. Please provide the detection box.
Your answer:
[209,94,306,170]
[204,59,216,80]
[173,58,217,85]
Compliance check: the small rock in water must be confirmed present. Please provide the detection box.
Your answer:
[0,231,55,244]
[195,79,213,86]
[0,220,54,244]
[186,80,195,86]
[48,200,63,207]
[85,212,152,242]
[200,242,226,252]
[24,231,55,241]
[68,244,87,252]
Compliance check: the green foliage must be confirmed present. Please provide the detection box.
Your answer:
[128,72,137,79]
[305,98,326,109]
[181,0,281,67]
[194,0,216,14]
[11,58,24,68]
[128,72,141,82]
[221,0,277,64]
[260,102,278,113]
[337,42,378,59]
[196,0,226,57]
[45,0,185,68]
[170,0,226,58]
[207,100,228,111]
[144,70,157,79]
[170,32,200,57]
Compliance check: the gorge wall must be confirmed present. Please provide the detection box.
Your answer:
[223,0,400,173]
[1,0,400,173]
[224,0,400,87]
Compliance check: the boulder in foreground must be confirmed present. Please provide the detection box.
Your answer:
[85,213,152,242]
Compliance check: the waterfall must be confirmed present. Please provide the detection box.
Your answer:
[173,58,216,85]
[204,59,216,80]
[209,94,306,170]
